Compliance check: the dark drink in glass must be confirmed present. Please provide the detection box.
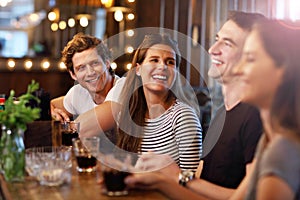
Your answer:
[72,137,99,173]
[103,169,130,196]
[60,121,80,146]
[75,155,97,172]
[61,131,78,146]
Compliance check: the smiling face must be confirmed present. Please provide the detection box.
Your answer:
[136,44,177,97]
[233,30,284,109]
[70,47,110,95]
[208,20,249,83]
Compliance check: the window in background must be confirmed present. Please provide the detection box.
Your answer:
[276,0,300,21]
[0,0,34,58]
[0,30,28,57]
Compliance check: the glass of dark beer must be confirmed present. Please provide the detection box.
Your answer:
[72,137,100,173]
[101,153,134,196]
[60,121,80,146]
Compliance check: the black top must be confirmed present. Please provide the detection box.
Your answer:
[201,103,263,188]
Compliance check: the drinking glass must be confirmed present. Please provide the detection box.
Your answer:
[72,137,100,173]
[100,153,133,196]
[60,121,80,146]
[25,146,72,186]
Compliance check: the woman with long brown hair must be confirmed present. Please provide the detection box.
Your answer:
[115,33,202,171]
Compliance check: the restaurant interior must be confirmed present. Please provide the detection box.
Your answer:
[0,0,296,108]
[0,0,299,199]
[0,0,297,134]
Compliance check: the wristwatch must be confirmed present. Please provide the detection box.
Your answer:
[178,170,195,187]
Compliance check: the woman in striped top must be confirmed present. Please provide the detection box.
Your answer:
[116,33,202,171]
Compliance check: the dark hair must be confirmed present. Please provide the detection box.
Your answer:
[255,19,300,136]
[227,11,265,31]
[116,33,199,152]
[61,33,113,75]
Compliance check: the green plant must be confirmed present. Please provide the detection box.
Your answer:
[0,80,41,181]
[0,80,41,131]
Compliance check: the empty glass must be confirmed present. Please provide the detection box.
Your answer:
[25,146,72,186]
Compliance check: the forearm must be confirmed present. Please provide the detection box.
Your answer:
[51,96,72,121]
[76,101,118,137]
[187,179,235,200]
[51,96,66,111]
[158,178,208,200]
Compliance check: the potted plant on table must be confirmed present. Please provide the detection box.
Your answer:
[0,80,41,181]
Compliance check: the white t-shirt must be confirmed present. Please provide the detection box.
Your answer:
[63,76,124,118]
[104,77,126,103]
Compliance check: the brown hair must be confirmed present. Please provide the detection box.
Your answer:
[254,19,300,136]
[116,33,199,152]
[61,33,113,75]
[227,10,265,31]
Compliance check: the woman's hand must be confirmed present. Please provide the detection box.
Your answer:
[125,171,168,190]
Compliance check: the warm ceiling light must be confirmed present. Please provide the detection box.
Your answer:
[68,18,75,27]
[126,63,132,70]
[127,13,134,20]
[41,60,50,71]
[110,62,117,70]
[101,0,114,8]
[127,29,135,37]
[58,61,67,71]
[48,11,56,21]
[51,23,58,31]
[0,0,12,7]
[7,59,15,70]
[59,21,67,30]
[48,8,59,21]
[125,45,134,53]
[24,60,33,71]
[114,10,123,22]
[128,0,135,3]
[79,16,89,27]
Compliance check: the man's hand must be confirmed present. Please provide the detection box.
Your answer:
[50,96,71,122]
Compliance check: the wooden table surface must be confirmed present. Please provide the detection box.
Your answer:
[0,121,168,200]
[0,164,168,200]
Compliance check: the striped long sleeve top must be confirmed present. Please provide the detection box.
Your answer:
[141,100,202,171]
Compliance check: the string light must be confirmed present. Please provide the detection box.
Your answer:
[51,23,58,31]
[125,45,134,54]
[68,18,75,28]
[127,29,135,37]
[58,61,67,71]
[79,16,89,27]
[7,59,15,71]
[24,60,33,71]
[59,21,67,30]
[41,60,50,71]
[114,10,123,22]
[127,13,135,20]
[126,63,132,70]
[111,62,117,70]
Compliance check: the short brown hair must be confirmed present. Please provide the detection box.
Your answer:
[61,33,112,74]
[227,11,265,32]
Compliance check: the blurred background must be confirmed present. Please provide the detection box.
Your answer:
[0,0,298,122]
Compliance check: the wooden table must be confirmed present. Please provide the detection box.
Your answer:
[1,120,168,200]
[0,164,168,200]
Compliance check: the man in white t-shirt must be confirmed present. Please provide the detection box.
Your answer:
[50,33,120,121]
